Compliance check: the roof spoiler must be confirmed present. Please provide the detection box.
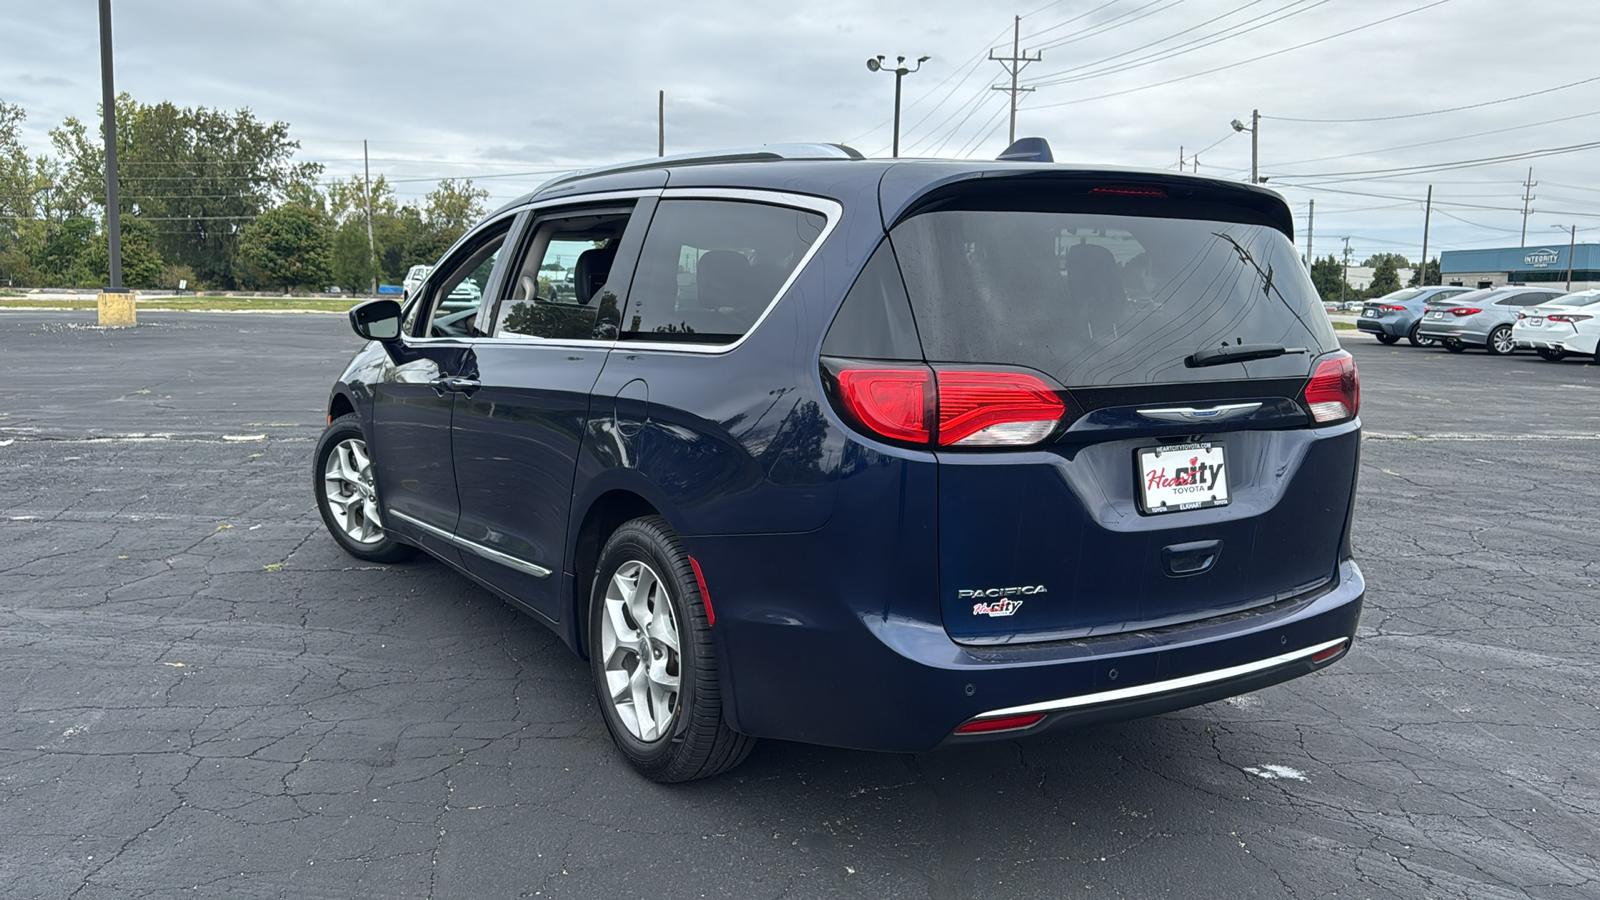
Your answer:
[998,137,1054,163]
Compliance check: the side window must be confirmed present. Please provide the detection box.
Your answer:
[1511,292,1556,306]
[494,210,632,340]
[621,199,825,345]
[418,224,509,338]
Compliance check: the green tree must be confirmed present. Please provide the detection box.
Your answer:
[1310,254,1346,304]
[1364,257,1401,299]
[1408,256,1441,287]
[1361,252,1411,269]
[235,203,331,290]
[77,217,163,288]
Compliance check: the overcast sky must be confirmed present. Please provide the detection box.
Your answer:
[4,0,1599,263]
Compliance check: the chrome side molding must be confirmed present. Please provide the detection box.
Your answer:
[388,509,553,578]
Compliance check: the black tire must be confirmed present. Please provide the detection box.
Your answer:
[1486,324,1515,356]
[1536,348,1567,362]
[313,413,417,563]
[1375,333,1400,345]
[1443,339,1466,353]
[1407,321,1436,348]
[588,516,753,782]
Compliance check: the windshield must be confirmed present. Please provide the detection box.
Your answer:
[889,209,1338,387]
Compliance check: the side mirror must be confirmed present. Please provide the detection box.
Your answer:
[350,299,402,342]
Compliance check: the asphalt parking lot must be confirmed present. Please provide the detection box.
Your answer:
[3,311,1597,899]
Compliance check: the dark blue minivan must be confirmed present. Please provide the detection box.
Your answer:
[316,141,1363,782]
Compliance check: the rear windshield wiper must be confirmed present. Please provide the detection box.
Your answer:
[1186,343,1306,368]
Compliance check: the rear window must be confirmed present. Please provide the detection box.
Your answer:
[889,210,1338,387]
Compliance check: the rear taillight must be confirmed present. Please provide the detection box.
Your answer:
[828,362,1067,448]
[1377,304,1406,311]
[1549,314,1592,324]
[1447,307,1482,317]
[1303,351,1359,424]
[936,371,1065,446]
[834,368,931,444]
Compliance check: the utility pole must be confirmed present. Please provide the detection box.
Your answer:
[1179,145,1184,172]
[657,90,665,157]
[1419,185,1433,286]
[1306,199,1314,268]
[1340,237,1352,306]
[363,140,377,296]
[989,16,1041,146]
[1520,167,1536,247]
[867,54,929,157]
[1565,224,1576,291]
[96,0,132,326]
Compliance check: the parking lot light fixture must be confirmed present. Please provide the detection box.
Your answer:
[868,54,928,158]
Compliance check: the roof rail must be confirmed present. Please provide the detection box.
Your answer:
[534,142,863,194]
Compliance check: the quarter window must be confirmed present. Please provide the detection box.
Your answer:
[621,199,825,345]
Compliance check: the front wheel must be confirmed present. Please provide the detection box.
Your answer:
[1375,333,1400,345]
[1536,348,1567,361]
[589,516,753,782]
[1487,325,1515,356]
[313,414,417,563]
[1408,322,1436,348]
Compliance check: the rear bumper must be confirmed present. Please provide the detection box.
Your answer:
[1563,332,1600,355]
[1416,323,1487,344]
[1355,316,1407,338]
[700,543,1365,752]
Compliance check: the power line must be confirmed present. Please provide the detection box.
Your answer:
[1283,139,1600,182]
[1266,108,1600,171]
[1265,73,1600,123]
[1030,0,1188,53]
[1027,0,1453,111]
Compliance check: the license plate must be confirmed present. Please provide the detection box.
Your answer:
[1432,311,1446,319]
[1137,443,1230,515]
[1361,309,1377,318]
[1528,317,1544,326]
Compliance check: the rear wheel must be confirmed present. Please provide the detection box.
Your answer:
[1375,333,1400,345]
[1487,325,1515,356]
[1443,339,1466,353]
[589,516,753,782]
[313,414,417,563]
[1536,348,1567,361]
[1407,322,1436,348]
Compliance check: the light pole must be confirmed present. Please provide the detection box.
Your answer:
[1231,109,1261,184]
[97,0,133,327]
[1552,224,1578,291]
[867,54,929,158]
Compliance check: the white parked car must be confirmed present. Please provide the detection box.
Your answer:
[1557,303,1600,363]
[402,264,432,298]
[1512,289,1600,361]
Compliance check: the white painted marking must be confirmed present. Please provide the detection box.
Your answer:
[222,434,267,442]
[1366,431,1600,442]
[1243,764,1308,781]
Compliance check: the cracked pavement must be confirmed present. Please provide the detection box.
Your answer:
[2,312,1596,898]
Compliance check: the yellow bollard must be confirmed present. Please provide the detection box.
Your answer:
[98,291,136,327]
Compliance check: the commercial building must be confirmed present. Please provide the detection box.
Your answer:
[1439,244,1600,292]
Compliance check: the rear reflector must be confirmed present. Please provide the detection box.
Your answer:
[835,368,931,443]
[1447,307,1482,316]
[1303,351,1359,424]
[687,555,715,627]
[1310,639,1349,665]
[954,713,1047,734]
[937,371,1066,446]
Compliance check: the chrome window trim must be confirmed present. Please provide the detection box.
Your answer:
[388,509,553,578]
[971,637,1349,720]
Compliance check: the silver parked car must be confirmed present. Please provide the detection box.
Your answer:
[1415,286,1568,354]
[1511,289,1600,361]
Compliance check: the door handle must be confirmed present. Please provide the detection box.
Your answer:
[1162,539,1222,577]
[428,376,481,394]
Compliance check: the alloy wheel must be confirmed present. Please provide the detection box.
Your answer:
[599,560,682,742]
[322,437,384,545]
[1490,326,1515,355]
